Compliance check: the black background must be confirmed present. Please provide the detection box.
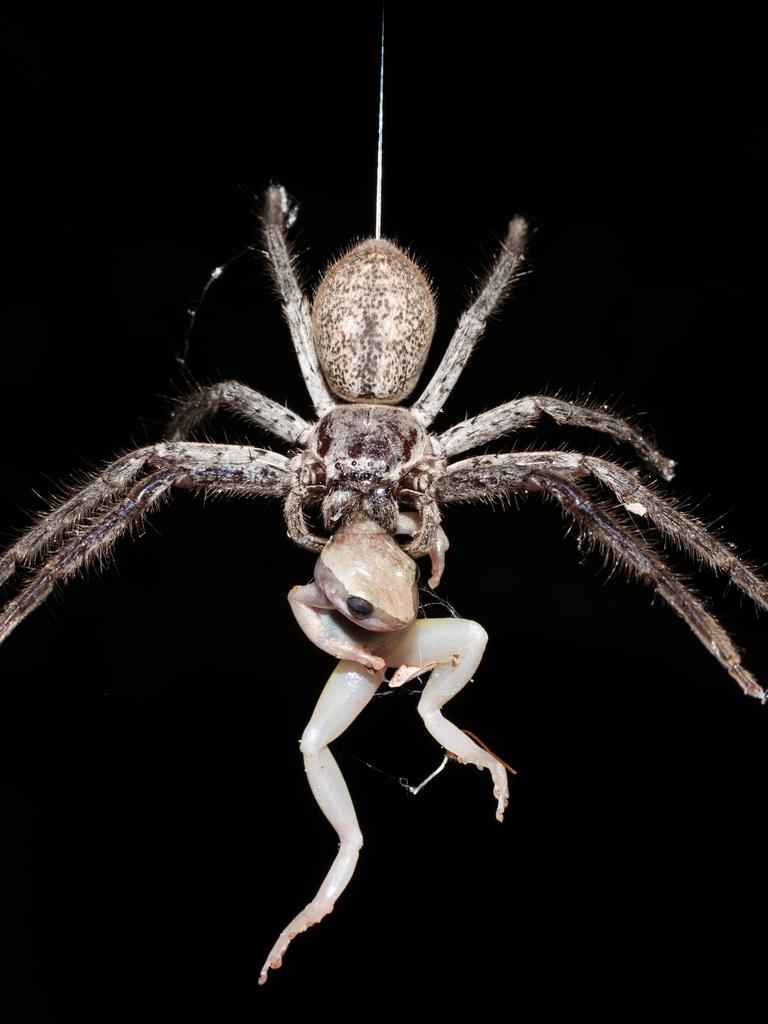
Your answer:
[2,5,766,1021]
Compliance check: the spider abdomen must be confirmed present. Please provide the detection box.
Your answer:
[312,239,435,404]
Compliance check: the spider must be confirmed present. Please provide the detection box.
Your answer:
[1,184,766,981]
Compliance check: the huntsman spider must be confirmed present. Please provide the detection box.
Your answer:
[1,185,765,983]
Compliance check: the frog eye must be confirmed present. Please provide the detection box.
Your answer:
[347,595,375,618]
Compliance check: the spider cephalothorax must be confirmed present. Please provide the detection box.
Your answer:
[292,404,442,549]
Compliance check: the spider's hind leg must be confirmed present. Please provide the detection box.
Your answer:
[436,454,768,699]
[0,442,294,647]
[524,471,766,700]
[0,469,178,646]
[0,447,155,587]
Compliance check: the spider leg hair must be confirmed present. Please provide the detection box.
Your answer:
[437,395,676,480]
[0,443,294,629]
[167,381,311,445]
[411,216,528,428]
[0,469,178,646]
[1,447,155,587]
[578,453,768,608]
[435,458,766,699]
[445,451,768,613]
[262,185,336,417]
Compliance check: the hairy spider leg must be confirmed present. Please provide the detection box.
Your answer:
[0,443,293,644]
[263,185,336,416]
[411,216,528,428]
[437,457,766,700]
[168,381,311,445]
[437,395,676,480]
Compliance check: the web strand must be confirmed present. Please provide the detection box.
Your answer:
[375,8,385,239]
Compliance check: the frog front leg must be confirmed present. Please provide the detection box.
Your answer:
[288,582,387,671]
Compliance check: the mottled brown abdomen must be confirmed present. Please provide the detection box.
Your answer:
[312,238,435,404]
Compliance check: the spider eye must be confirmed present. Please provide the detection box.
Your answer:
[414,564,421,584]
[347,595,375,618]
